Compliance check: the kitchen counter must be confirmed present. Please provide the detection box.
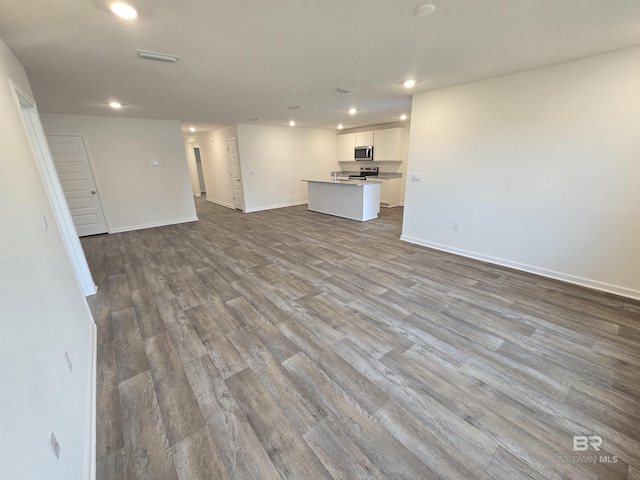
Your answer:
[303,178,381,186]
[302,179,381,221]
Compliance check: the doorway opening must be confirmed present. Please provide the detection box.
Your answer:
[226,137,244,211]
[194,147,206,195]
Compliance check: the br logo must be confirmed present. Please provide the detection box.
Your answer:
[573,435,603,452]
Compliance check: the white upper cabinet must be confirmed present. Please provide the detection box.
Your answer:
[338,127,406,162]
[355,131,374,146]
[373,128,403,161]
[337,133,356,161]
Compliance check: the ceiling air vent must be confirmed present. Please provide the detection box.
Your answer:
[137,50,180,63]
[335,87,357,94]
[285,105,303,111]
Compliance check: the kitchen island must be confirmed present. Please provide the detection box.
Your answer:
[302,179,381,221]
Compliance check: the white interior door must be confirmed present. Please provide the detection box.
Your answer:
[47,135,108,236]
[226,137,244,211]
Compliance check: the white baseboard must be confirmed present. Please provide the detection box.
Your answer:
[206,198,235,209]
[108,216,199,234]
[400,235,640,301]
[244,200,308,213]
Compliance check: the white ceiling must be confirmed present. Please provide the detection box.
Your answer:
[2,0,640,133]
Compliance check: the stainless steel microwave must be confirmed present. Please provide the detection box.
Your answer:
[355,145,373,161]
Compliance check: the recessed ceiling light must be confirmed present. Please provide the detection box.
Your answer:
[348,108,357,115]
[400,114,408,120]
[110,3,137,19]
[414,4,436,16]
[189,127,196,132]
[109,102,122,109]
[337,124,344,130]
[289,120,296,126]
[403,79,416,88]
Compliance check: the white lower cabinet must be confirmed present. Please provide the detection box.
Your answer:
[380,182,390,205]
[305,180,381,221]
[368,177,403,207]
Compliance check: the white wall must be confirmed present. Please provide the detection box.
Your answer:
[402,46,640,299]
[236,124,338,212]
[0,39,95,480]
[41,114,197,233]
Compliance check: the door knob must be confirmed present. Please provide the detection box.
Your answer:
[91,190,97,194]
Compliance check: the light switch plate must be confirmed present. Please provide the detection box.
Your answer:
[411,172,423,182]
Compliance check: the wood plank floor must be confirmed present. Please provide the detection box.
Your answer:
[85,197,640,480]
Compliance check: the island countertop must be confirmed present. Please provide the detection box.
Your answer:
[302,179,382,186]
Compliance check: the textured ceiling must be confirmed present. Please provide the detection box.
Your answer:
[2,0,640,133]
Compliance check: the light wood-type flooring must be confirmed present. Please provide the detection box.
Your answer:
[85,196,640,480]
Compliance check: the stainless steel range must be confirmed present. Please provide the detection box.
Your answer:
[348,166,378,180]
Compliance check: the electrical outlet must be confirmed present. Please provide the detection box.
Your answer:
[411,172,423,182]
[64,350,72,372]
[453,221,460,231]
[48,430,61,461]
